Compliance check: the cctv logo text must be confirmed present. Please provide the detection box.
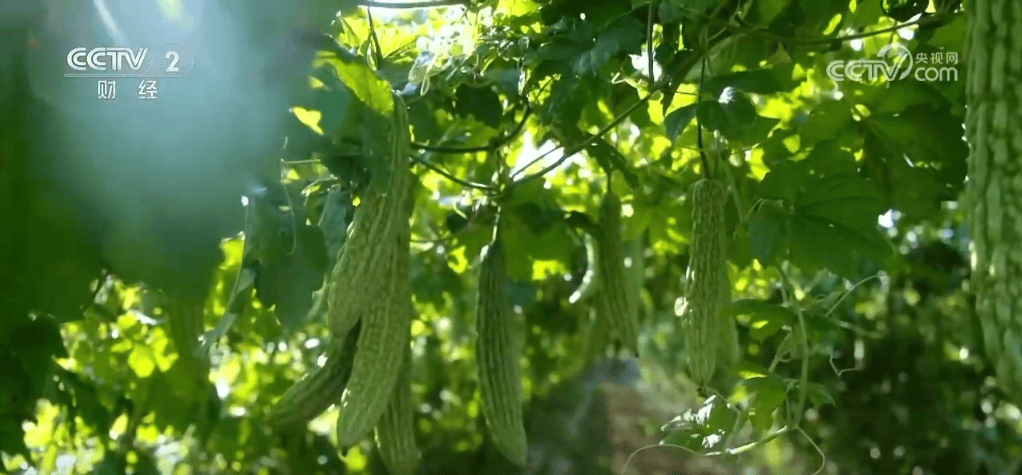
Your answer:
[66,47,149,74]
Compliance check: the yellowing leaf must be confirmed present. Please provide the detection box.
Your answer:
[342,446,367,471]
[128,345,156,378]
[328,60,394,118]
[291,107,324,135]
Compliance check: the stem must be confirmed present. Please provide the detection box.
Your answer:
[647,1,657,87]
[622,425,795,475]
[719,149,745,224]
[199,203,253,355]
[696,54,710,179]
[359,0,468,8]
[82,269,109,314]
[366,9,384,66]
[779,265,809,430]
[413,143,492,153]
[797,427,828,475]
[412,155,494,191]
[412,104,532,154]
[717,12,950,47]
[508,32,720,188]
[722,406,748,450]
[509,90,655,187]
[709,426,792,456]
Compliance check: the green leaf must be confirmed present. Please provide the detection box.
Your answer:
[743,374,787,433]
[132,450,162,475]
[311,88,358,134]
[805,382,837,408]
[328,59,394,118]
[533,38,590,69]
[788,214,890,279]
[360,110,398,192]
[248,187,328,332]
[801,140,857,177]
[791,176,887,263]
[726,299,797,341]
[799,100,853,146]
[696,100,729,134]
[756,0,792,25]
[454,85,503,129]
[281,111,333,162]
[553,0,632,28]
[93,451,128,475]
[864,106,968,189]
[704,69,789,95]
[660,395,735,452]
[0,417,29,459]
[7,314,67,365]
[563,128,637,188]
[731,115,780,146]
[886,0,927,21]
[664,103,698,142]
[795,174,886,230]
[502,203,574,281]
[574,16,645,76]
[849,0,884,28]
[128,345,157,378]
[759,161,807,204]
[317,186,355,264]
[747,201,791,266]
[55,369,110,434]
[715,87,759,140]
[887,159,948,221]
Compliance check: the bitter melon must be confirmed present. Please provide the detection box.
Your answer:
[623,235,645,318]
[965,0,1022,400]
[265,321,361,428]
[374,341,419,475]
[717,265,740,367]
[327,95,411,338]
[475,231,528,466]
[334,169,414,447]
[594,189,640,356]
[678,178,728,386]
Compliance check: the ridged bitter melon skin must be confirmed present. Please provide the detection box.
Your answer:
[331,94,416,447]
[678,178,729,386]
[475,232,528,466]
[374,341,420,475]
[965,0,1022,400]
[594,190,640,356]
[265,322,361,428]
[327,96,412,338]
[334,178,414,448]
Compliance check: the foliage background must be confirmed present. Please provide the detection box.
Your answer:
[1,0,1017,474]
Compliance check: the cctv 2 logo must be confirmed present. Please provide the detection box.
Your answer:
[65,45,193,77]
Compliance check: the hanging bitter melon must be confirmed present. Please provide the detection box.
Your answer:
[678,178,729,386]
[334,185,414,447]
[475,229,528,466]
[327,96,412,338]
[374,341,419,475]
[593,189,640,356]
[265,321,361,428]
[965,0,1022,401]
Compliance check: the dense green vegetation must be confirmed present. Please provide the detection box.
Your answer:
[2,1,1017,474]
